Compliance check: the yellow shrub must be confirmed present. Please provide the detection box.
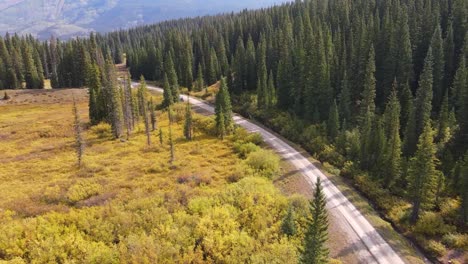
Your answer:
[90,122,112,139]
[414,212,455,236]
[245,149,280,179]
[67,181,102,203]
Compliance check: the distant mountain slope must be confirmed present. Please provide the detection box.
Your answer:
[0,0,284,39]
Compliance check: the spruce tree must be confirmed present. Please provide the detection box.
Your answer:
[168,107,175,164]
[215,77,233,136]
[23,45,41,89]
[327,99,339,140]
[138,76,151,146]
[104,57,124,139]
[184,100,193,140]
[72,96,84,168]
[195,63,204,92]
[408,123,439,223]
[430,25,445,113]
[405,48,434,156]
[338,72,352,125]
[163,73,174,107]
[281,205,296,237]
[301,178,329,264]
[360,46,376,123]
[149,98,157,131]
[384,84,402,187]
[165,52,179,102]
[159,128,163,145]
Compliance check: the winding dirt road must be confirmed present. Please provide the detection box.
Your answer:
[139,82,407,264]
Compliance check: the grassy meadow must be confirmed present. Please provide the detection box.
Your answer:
[0,90,311,263]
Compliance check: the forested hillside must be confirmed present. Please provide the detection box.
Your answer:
[0,0,467,261]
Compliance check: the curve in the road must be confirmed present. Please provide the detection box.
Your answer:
[141,83,406,264]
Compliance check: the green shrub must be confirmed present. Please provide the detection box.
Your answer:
[67,181,102,203]
[318,145,345,167]
[91,123,112,139]
[425,240,446,257]
[354,174,398,212]
[193,115,216,136]
[245,149,280,179]
[233,142,260,158]
[442,233,468,250]
[245,133,263,145]
[414,212,455,237]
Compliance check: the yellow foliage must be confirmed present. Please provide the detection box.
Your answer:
[0,93,304,263]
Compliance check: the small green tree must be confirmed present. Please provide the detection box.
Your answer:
[138,76,151,146]
[301,178,329,264]
[327,99,339,140]
[408,123,439,223]
[195,63,204,92]
[184,100,193,140]
[163,73,173,107]
[72,96,84,168]
[281,205,296,237]
[149,98,157,131]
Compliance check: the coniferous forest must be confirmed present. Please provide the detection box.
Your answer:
[0,0,467,261]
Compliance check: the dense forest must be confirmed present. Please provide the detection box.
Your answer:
[0,0,467,260]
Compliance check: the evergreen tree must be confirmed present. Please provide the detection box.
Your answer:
[267,71,276,108]
[430,25,445,113]
[184,100,193,140]
[138,76,151,146]
[408,123,439,223]
[195,63,204,92]
[163,73,174,107]
[384,83,402,187]
[281,205,296,237]
[165,52,179,102]
[300,178,329,264]
[103,57,124,139]
[360,46,376,123]
[72,96,84,168]
[405,48,434,156]
[257,35,268,109]
[168,107,175,164]
[23,45,41,89]
[215,77,233,136]
[159,128,163,145]
[149,98,157,131]
[327,99,339,140]
[338,72,352,125]
[437,91,450,144]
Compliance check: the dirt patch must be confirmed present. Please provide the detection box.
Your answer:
[0,88,88,106]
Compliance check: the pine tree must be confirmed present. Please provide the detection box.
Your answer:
[384,83,402,187]
[338,72,352,125]
[149,98,157,131]
[168,107,175,164]
[327,99,339,140]
[215,77,233,137]
[195,63,204,92]
[123,74,135,137]
[23,45,41,89]
[408,123,439,223]
[405,48,434,156]
[300,178,329,264]
[267,71,276,108]
[138,76,151,146]
[430,25,445,113]
[281,205,296,237]
[256,35,268,109]
[72,96,84,168]
[104,57,124,139]
[163,73,174,107]
[437,91,450,144]
[184,100,193,140]
[165,52,179,102]
[360,46,376,123]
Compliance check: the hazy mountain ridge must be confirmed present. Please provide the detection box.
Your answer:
[0,0,283,39]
